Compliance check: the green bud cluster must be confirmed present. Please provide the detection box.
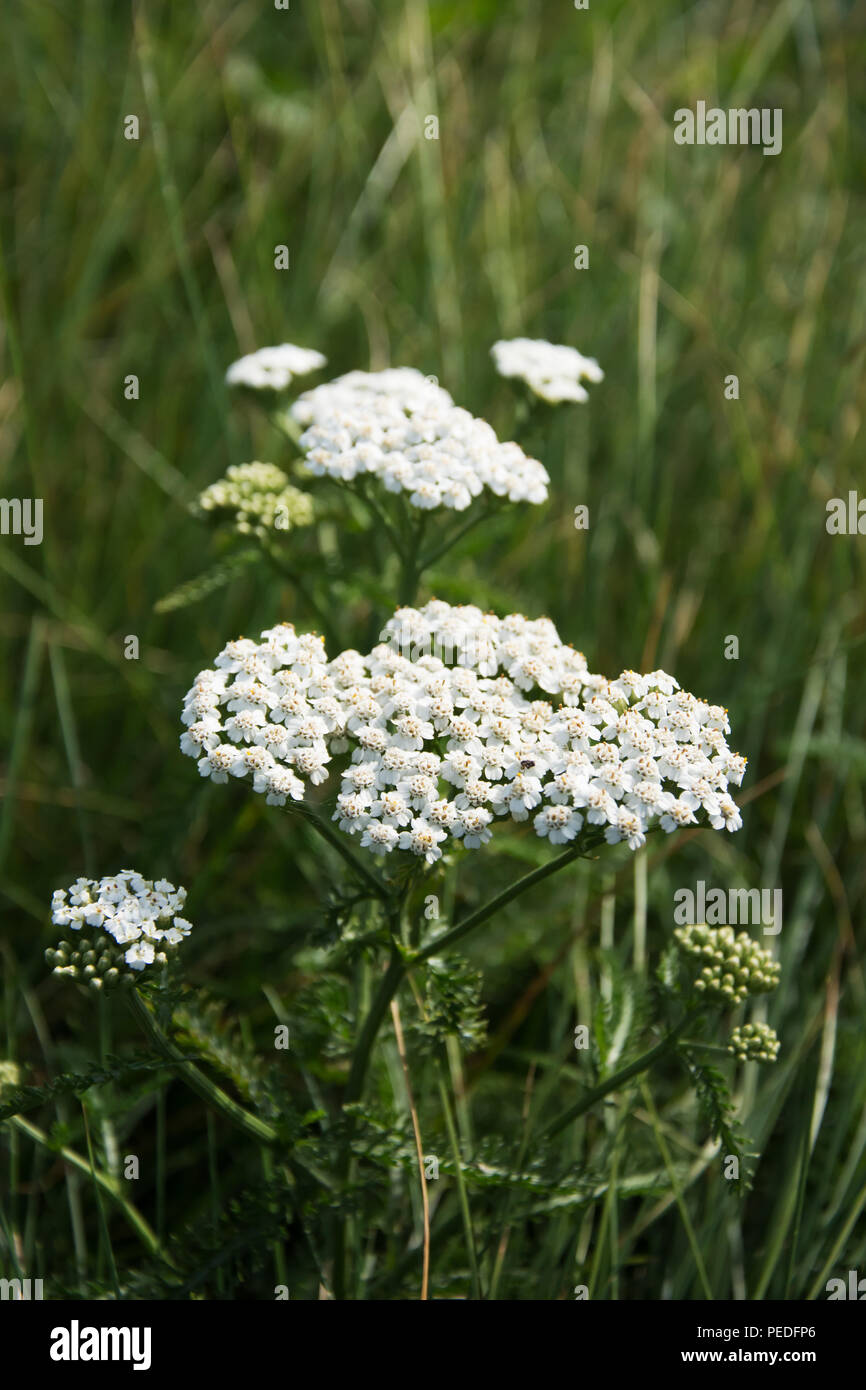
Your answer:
[728,1021,780,1063]
[44,933,159,993]
[674,923,781,1004]
[197,461,314,538]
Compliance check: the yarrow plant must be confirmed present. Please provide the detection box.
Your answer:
[671,923,781,1064]
[169,364,555,618]
[674,923,781,1004]
[290,365,454,426]
[34,340,784,1303]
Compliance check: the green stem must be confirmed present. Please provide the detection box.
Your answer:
[331,841,592,1297]
[436,1063,482,1299]
[287,802,391,901]
[129,992,335,1199]
[271,408,304,450]
[344,946,406,1108]
[333,942,405,1300]
[418,506,492,572]
[8,1114,171,1265]
[347,844,594,1110]
[398,550,420,606]
[350,482,407,563]
[543,1015,690,1140]
[128,991,278,1147]
[416,842,591,963]
[394,506,427,606]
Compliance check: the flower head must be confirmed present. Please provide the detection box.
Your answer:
[728,1021,780,1063]
[226,343,326,392]
[182,603,746,863]
[536,670,746,849]
[674,924,780,1005]
[196,462,314,539]
[47,872,193,988]
[491,337,603,404]
[291,368,549,511]
[180,623,337,805]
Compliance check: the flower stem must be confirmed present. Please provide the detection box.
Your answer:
[418,505,493,572]
[344,945,406,1108]
[287,801,391,901]
[351,482,407,563]
[398,551,420,606]
[436,1062,482,1299]
[331,840,592,1297]
[271,409,304,449]
[415,841,590,963]
[128,991,278,1146]
[262,544,341,652]
[333,941,405,1299]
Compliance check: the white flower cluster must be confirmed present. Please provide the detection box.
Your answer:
[290,367,454,427]
[330,604,592,861]
[180,624,339,807]
[535,668,746,851]
[182,604,746,864]
[226,343,326,392]
[290,368,549,511]
[49,871,192,984]
[491,338,604,404]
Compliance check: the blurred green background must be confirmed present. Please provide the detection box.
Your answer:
[1,0,865,1298]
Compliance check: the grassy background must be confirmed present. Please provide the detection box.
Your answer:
[1,0,865,1299]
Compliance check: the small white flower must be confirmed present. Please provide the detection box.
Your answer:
[604,809,646,851]
[398,817,447,864]
[361,822,399,853]
[709,797,742,832]
[659,798,699,833]
[226,343,326,392]
[125,940,156,971]
[534,804,583,844]
[491,338,603,404]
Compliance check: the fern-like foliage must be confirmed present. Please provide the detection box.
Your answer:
[154,547,260,613]
[0,1054,172,1123]
[679,1051,756,1188]
[410,954,488,1053]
